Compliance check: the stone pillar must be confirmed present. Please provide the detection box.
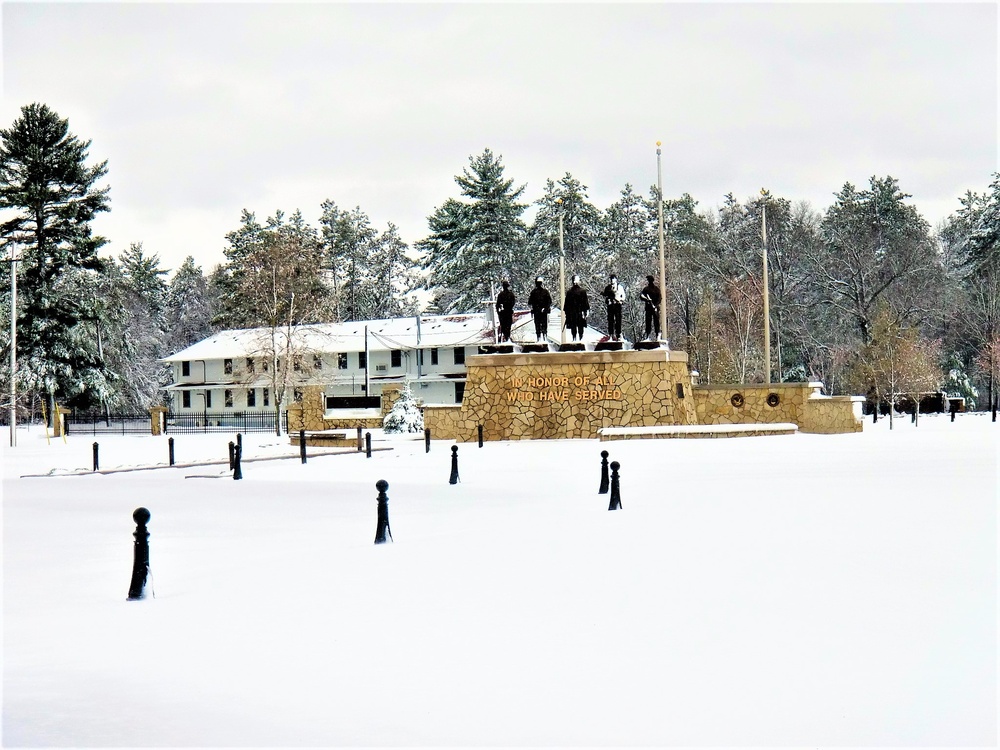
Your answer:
[53,405,70,437]
[149,406,168,436]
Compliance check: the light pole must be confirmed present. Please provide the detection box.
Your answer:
[7,249,18,447]
[556,197,566,345]
[656,142,667,344]
[761,188,770,385]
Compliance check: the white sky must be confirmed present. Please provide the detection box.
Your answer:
[2,2,997,276]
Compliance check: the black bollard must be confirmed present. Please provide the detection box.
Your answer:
[608,461,622,511]
[92,442,99,472]
[598,450,610,494]
[951,403,957,422]
[233,444,243,480]
[872,408,877,424]
[237,432,243,456]
[168,437,175,466]
[229,441,236,469]
[357,426,364,452]
[300,429,307,464]
[374,479,393,544]
[127,507,151,600]
[365,432,372,458]
[993,398,997,423]
[478,424,484,448]
[425,427,431,453]
[449,445,460,484]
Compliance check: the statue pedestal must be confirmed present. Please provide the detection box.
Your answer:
[634,339,669,351]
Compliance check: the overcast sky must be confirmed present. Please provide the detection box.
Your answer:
[2,2,997,276]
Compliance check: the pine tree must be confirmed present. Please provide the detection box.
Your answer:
[165,256,214,353]
[0,103,112,413]
[419,149,529,313]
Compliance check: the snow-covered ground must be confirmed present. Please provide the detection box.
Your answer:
[2,414,997,746]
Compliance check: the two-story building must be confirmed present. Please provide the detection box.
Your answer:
[161,309,604,422]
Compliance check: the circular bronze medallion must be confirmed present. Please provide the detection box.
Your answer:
[731,392,745,408]
[766,393,780,407]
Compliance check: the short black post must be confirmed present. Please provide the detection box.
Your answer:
[872,408,877,424]
[608,461,622,511]
[911,408,916,424]
[449,445,460,484]
[951,402,957,422]
[357,426,364,451]
[993,397,997,422]
[237,432,243,454]
[168,437,175,466]
[299,429,307,464]
[233,444,243,480]
[365,432,372,458]
[598,450,610,494]
[92,441,99,472]
[228,441,235,470]
[478,424,484,448]
[374,479,392,544]
[424,427,431,453]
[127,507,151,600]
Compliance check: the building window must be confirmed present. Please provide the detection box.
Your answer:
[359,351,367,369]
[182,391,191,408]
[224,359,233,375]
[293,388,303,403]
[247,389,256,407]
[431,348,439,365]
[263,388,270,407]
[262,359,269,373]
[225,389,234,408]
[417,350,424,367]
[455,382,465,403]
[313,354,323,371]
[338,353,348,370]
[205,390,213,409]
[182,361,190,376]
[391,350,402,368]
[293,356,302,372]
[246,357,255,374]
[454,347,465,365]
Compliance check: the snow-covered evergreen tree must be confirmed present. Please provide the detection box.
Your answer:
[418,149,529,313]
[382,380,423,433]
[165,256,214,353]
[0,102,113,414]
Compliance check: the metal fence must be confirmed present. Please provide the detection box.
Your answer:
[66,412,151,435]
[165,411,281,434]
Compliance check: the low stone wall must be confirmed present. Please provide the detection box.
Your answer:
[286,384,403,432]
[802,395,866,434]
[693,382,864,434]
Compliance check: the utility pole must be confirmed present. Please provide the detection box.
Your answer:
[7,250,17,447]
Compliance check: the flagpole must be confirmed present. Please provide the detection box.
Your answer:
[656,142,667,344]
[761,188,770,385]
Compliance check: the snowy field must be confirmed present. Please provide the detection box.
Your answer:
[2,415,997,747]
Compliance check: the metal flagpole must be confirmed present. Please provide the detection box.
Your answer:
[761,189,770,385]
[557,199,566,346]
[656,142,667,344]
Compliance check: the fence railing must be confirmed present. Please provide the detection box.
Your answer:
[66,412,151,435]
[165,411,280,434]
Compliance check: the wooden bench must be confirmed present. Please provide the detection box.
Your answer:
[598,423,798,440]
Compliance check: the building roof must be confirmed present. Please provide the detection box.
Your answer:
[162,310,607,363]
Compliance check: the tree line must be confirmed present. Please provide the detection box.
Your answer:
[1,102,997,418]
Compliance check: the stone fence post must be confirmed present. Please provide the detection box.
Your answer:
[149,406,168,436]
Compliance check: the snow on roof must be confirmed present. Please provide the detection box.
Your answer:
[161,310,599,362]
